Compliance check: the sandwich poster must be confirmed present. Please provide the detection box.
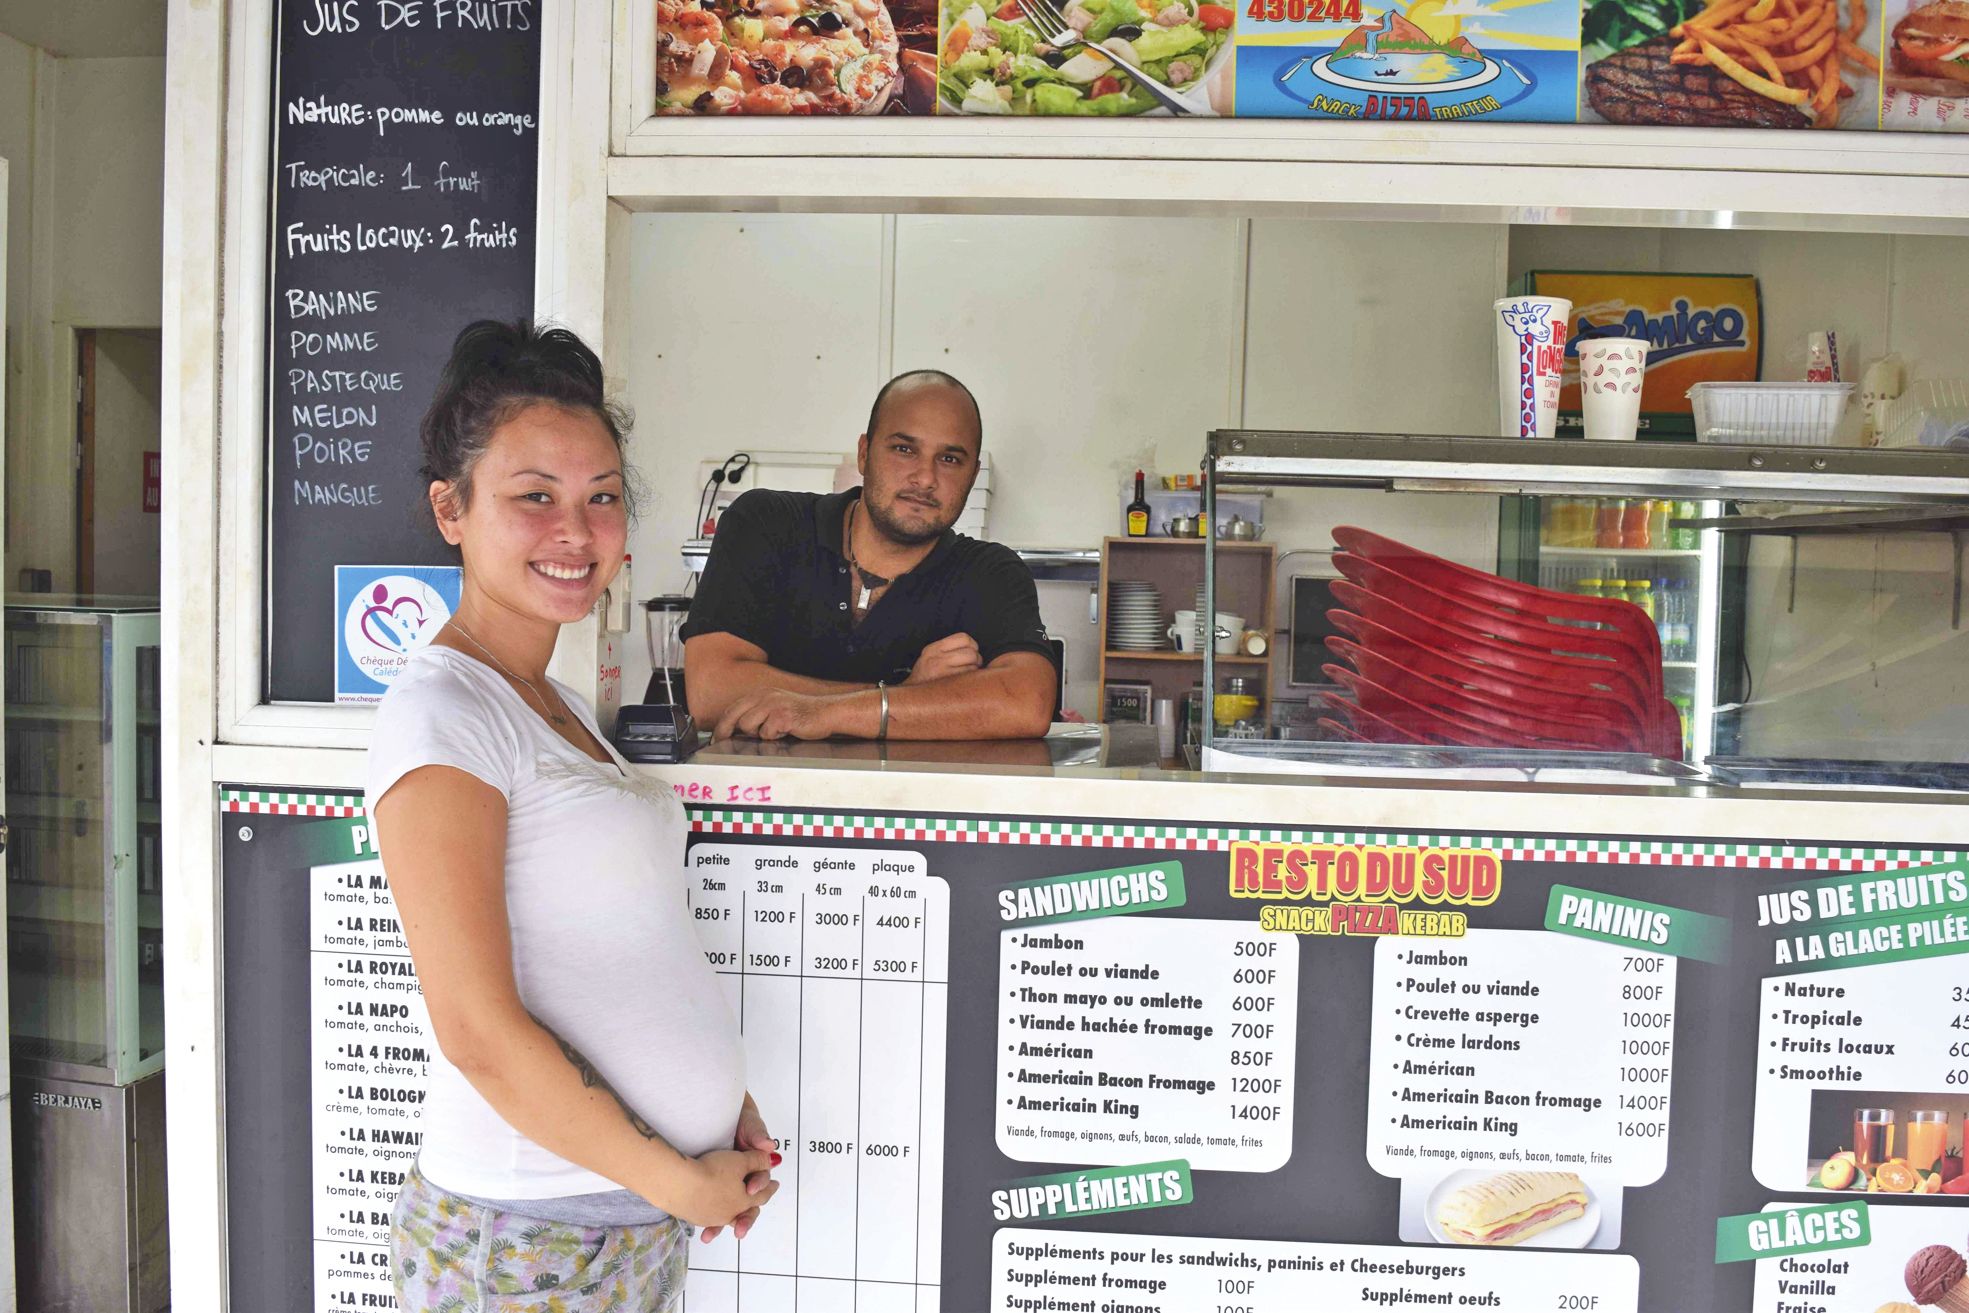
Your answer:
[1233,0,1585,119]
[1880,0,1969,127]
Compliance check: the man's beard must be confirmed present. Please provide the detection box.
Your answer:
[864,490,955,547]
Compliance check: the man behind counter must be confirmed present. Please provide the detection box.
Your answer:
[682,370,1059,741]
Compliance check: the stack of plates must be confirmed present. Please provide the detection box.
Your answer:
[1107,581,1164,650]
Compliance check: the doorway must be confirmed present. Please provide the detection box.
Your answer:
[71,328,163,598]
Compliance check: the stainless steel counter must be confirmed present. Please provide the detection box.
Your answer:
[687,722,1168,778]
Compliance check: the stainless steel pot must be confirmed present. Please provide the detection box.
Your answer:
[1220,514,1262,541]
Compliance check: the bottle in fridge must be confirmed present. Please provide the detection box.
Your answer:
[1630,580,1656,622]
[1515,491,1729,769]
[1621,499,1652,549]
[1672,500,1699,550]
[1595,499,1625,550]
[1648,499,1671,548]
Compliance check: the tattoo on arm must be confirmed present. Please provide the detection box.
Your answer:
[532,1012,663,1141]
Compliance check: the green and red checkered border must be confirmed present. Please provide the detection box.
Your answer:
[216,790,1952,871]
[688,809,1950,871]
[220,789,364,818]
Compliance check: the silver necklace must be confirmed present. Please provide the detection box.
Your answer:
[451,620,570,728]
[845,501,892,614]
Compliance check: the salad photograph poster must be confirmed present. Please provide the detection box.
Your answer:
[649,0,1969,120]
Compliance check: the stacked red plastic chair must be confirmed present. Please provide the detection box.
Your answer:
[1315,526,1682,760]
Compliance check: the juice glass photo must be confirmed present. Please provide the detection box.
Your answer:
[1908,1110,1950,1172]
[1855,1108,1896,1169]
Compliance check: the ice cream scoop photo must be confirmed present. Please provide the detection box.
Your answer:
[1906,1243,1969,1310]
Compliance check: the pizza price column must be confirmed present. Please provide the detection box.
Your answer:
[683,843,951,1313]
[310,861,430,1313]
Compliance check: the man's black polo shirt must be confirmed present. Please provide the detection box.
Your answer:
[681,487,1058,687]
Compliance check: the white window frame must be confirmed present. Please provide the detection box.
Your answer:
[213,0,612,751]
[167,5,611,1311]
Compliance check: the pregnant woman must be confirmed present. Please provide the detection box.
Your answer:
[367,320,777,1311]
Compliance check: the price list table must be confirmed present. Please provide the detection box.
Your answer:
[308,859,430,1313]
[995,917,1299,1173]
[1752,954,1969,1192]
[1366,928,1679,1186]
[683,844,951,1313]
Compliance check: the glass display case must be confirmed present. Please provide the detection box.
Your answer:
[1199,433,1969,791]
[5,598,163,1084]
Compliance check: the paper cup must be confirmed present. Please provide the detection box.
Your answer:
[1576,337,1650,442]
[1495,296,1572,438]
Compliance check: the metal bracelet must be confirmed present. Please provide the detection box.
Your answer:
[877,680,890,741]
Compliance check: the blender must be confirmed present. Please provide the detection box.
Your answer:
[613,595,698,763]
[642,595,691,705]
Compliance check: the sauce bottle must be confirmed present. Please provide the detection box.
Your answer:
[1126,470,1150,537]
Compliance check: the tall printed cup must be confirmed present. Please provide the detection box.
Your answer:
[1494,296,1572,439]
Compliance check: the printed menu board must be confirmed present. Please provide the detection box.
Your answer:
[221,787,1969,1311]
[651,0,1969,124]
[263,0,539,702]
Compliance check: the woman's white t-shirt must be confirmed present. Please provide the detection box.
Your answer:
[365,644,745,1201]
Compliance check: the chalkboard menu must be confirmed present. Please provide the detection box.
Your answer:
[263,0,541,702]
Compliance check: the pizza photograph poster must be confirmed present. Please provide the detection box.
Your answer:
[650,0,1969,121]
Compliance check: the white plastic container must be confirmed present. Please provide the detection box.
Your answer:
[1687,382,1854,446]
[1877,379,1969,449]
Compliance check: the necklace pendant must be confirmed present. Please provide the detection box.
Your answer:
[858,584,872,610]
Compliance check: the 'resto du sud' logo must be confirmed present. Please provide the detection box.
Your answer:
[334,566,461,703]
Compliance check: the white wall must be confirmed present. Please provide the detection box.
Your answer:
[610,213,1506,715]
[92,328,161,597]
[612,213,1969,738]
[1,50,164,590]
[50,59,163,329]
[0,32,41,567]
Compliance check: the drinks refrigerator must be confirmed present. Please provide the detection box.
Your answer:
[1201,432,1969,784]
[1502,494,1729,766]
[5,599,168,1313]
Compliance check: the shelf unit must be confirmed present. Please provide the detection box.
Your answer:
[1538,546,1704,559]
[1098,537,1278,731]
[603,118,1969,237]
